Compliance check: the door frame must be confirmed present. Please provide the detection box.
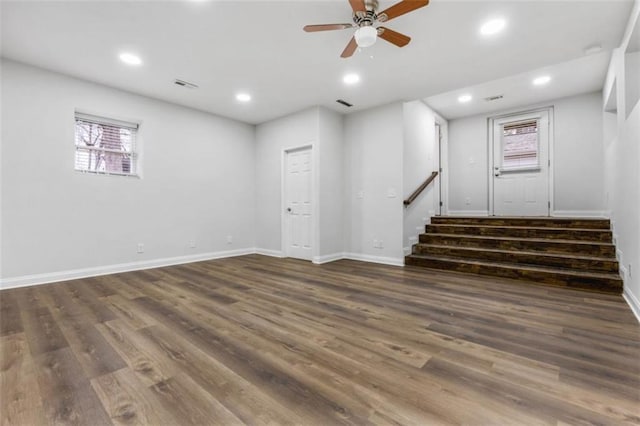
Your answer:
[488,106,555,217]
[434,115,448,216]
[280,143,318,261]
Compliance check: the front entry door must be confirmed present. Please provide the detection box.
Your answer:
[492,110,550,216]
[285,147,312,260]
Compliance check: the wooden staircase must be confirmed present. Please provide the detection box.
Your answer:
[405,216,623,293]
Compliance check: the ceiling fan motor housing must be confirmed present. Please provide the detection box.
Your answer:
[303,0,428,58]
[364,0,379,12]
[353,0,381,27]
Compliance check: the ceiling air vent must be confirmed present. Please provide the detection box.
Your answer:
[174,79,199,89]
[336,99,353,107]
[484,95,504,102]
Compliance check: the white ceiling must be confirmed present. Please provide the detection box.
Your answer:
[0,0,633,124]
[425,51,613,120]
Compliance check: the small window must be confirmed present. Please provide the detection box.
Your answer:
[74,112,139,176]
[501,119,539,171]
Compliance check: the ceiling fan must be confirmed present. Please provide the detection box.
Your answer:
[303,0,429,58]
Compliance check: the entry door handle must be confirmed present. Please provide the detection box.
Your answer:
[286,207,292,212]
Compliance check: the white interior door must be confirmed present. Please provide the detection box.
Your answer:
[492,110,550,216]
[285,147,312,260]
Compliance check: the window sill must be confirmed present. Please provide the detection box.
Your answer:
[75,169,141,179]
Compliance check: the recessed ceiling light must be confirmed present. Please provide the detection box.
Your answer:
[533,75,551,86]
[119,52,142,66]
[458,94,472,103]
[343,73,361,85]
[236,93,252,102]
[480,18,506,36]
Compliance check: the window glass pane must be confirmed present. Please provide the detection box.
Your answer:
[74,116,137,176]
[501,120,539,170]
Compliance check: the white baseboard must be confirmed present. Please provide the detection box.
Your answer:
[447,210,489,216]
[312,252,344,265]
[1,248,405,290]
[343,252,404,267]
[254,248,284,258]
[623,287,640,324]
[0,248,255,290]
[552,210,608,218]
[404,246,412,256]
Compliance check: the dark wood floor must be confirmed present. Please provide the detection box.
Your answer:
[2,255,639,425]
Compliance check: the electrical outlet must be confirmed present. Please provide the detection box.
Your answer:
[465,197,471,205]
[137,243,144,253]
[189,239,196,248]
[378,240,384,249]
[373,239,378,248]
[227,235,233,244]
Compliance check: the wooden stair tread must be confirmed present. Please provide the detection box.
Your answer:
[434,216,607,220]
[414,243,617,262]
[406,254,622,280]
[410,216,620,293]
[424,232,614,246]
[429,224,609,232]
[431,217,611,229]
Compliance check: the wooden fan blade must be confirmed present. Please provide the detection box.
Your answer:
[378,0,429,22]
[341,37,358,58]
[378,27,411,47]
[349,0,366,13]
[304,24,353,32]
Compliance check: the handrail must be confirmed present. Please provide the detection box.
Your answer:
[403,171,438,206]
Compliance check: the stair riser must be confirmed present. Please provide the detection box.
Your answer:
[426,225,612,242]
[431,217,610,229]
[412,245,619,273]
[405,257,622,294]
[419,234,615,257]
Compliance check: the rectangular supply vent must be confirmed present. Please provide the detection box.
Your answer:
[174,79,199,89]
[336,99,353,107]
[484,95,504,102]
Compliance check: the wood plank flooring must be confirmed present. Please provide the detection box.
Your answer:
[1,254,639,425]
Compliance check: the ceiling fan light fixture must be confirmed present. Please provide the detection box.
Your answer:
[355,26,377,48]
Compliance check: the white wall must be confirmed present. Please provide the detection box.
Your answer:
[0,60,256,286]
[317,108,344,260]
[254,106,344,262]
[447,114,489,214]
[344,103,404,265]
[553,92,605,214]
[402,100,447,253]
[603,0,640,321]
[254,107,318,256]
[447,91,606,216]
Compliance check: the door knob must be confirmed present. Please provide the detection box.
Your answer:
[287,208,292,212]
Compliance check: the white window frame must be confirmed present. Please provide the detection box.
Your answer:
[499,119,541,173]
[74,112,140,177]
